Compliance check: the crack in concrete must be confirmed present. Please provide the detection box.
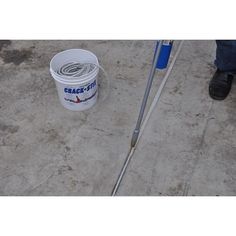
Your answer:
[182,101,214,196]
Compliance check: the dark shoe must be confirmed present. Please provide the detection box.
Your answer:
[209,69,234,100]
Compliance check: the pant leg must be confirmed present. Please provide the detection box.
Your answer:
[215,40,236,73]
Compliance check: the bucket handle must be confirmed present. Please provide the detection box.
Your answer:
[91,63,111,102]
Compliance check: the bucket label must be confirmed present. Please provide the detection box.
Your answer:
[63,80,97,104]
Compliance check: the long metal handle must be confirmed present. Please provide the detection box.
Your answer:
[111,41,164,196]
[130,40,163,147]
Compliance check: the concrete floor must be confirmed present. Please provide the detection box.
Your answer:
[0,40,235,196]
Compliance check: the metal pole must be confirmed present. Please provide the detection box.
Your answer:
[130,40,163,147]
[111,147,134,196]
[111,40,163,196]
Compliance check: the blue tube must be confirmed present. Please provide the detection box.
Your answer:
[155,41,173,69]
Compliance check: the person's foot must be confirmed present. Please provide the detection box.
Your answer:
[209,69,234,100]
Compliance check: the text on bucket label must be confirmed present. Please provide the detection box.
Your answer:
[64,80,96,94]
[63,80,97,104]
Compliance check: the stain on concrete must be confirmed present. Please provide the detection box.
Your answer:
[58,165,73,175]
[116,74,127,81]
[16,74,55,104]
[0,122,19,134]
[0,40,11,51]
[168,183,184,195]
[63,146,73,161]
[37,126,69,159]
[133,41,144,48]
[80,42,88,48]
[44,128,59,141]
[69,179,79,189]
[0,49,32,65]
[80,180,89,187]
[40,128,65,145]
[141,62,149,70]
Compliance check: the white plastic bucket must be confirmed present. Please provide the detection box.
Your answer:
[50,49,99,111]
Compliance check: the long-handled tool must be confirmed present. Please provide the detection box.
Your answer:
[111,40,184,196]
[130,40,164,148]
[111,40,175,196]
[111,40,183,196]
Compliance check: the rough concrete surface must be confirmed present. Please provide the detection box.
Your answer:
[0,40,235,196]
